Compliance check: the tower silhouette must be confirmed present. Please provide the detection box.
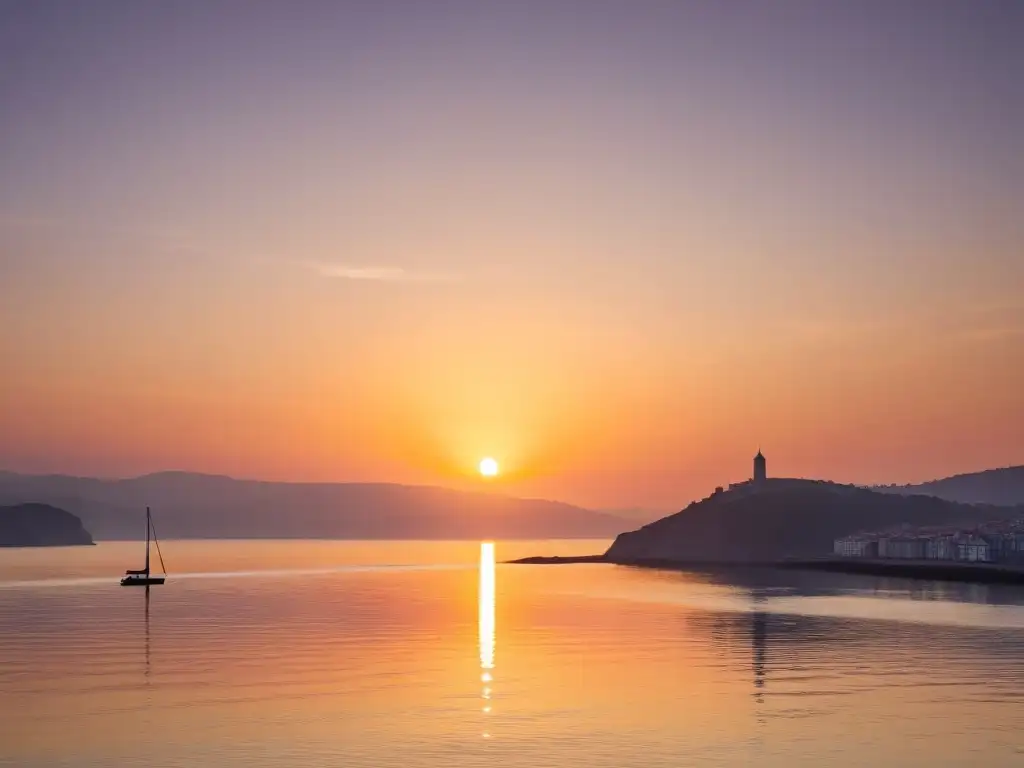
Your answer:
[753,449,767,484]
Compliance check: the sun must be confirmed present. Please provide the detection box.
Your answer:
[478,457,499,477]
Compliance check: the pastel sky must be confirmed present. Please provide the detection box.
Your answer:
[1,1,1022,510]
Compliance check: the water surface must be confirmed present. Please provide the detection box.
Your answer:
[2,540,1023,767]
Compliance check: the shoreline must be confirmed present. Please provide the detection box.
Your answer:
[780,558,1024,584]
[507,554,1024,585]
[0,541,96,548]
[505,554,607,565]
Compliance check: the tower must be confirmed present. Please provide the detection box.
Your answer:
[753,449,767,484]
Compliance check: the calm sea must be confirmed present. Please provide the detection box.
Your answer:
[2,540,1024,767]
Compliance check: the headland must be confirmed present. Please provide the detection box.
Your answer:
[0,503,95,547]
[509,452,1024,585]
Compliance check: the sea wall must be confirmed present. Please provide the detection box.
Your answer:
[782,558,1024,585]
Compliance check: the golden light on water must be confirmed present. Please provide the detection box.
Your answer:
[479,541,495,737]
[479,541,495,671]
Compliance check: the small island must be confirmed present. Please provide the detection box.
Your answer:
[0,503,95,547]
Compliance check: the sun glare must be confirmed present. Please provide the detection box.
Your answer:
[479,457,499,477]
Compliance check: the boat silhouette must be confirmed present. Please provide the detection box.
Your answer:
[120,507,167,586]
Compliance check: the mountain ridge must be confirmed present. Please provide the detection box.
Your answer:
[0,470,624,541]
[873,465,1024,507]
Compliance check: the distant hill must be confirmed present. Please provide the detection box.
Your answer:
[600,507,665,524]
[0,503,95,547]
[604,479,1023,565]
[873,466,1024,507]
[0,471,625,541]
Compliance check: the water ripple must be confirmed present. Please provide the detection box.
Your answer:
[1,541,1023,767]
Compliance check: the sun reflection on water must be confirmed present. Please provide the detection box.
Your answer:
[479,541,495,738]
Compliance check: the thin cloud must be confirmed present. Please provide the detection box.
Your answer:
[306,261,461,283]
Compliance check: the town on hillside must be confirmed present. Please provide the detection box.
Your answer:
[834,521,1024,566]
[712,450,1024,566]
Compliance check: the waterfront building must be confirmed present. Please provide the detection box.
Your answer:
[956,535,991,563]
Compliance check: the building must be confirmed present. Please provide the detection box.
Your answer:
[878,535,926,559]
[728,449,786,492]
[834,535,878,558]
[753,450,767,484]
[833,519,1024,564]
[925,536,956,561]
[956,535,991,563]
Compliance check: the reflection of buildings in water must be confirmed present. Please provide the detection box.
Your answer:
[697,566,1024,609]
[750,590,767,706]
[887,579,994,606]
[479,542,495,738]
[752,612,766,702]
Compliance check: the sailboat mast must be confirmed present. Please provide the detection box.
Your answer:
[145,507,151,575]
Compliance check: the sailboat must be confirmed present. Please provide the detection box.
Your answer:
[120,507,167,586]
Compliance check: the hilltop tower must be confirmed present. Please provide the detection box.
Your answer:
[753,449,767,484]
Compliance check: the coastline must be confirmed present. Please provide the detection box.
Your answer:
[508,554,1024,585]
[0,541,96,548]
[505,554,607,565]
[780,557,1024,584]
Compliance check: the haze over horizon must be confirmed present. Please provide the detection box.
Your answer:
[2,1,1022,510]
[2,462,1023,520]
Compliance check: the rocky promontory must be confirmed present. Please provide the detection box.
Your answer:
[0,503,95,547]
[604,480,1020,565]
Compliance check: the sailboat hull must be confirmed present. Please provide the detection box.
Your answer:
[120,576,165,586]
[120,506,167,586]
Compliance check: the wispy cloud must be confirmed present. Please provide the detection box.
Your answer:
[305,261,461,283]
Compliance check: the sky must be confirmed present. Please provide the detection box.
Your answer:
[1,0,1022,511]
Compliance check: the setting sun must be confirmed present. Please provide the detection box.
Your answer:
[479,457,499,477]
